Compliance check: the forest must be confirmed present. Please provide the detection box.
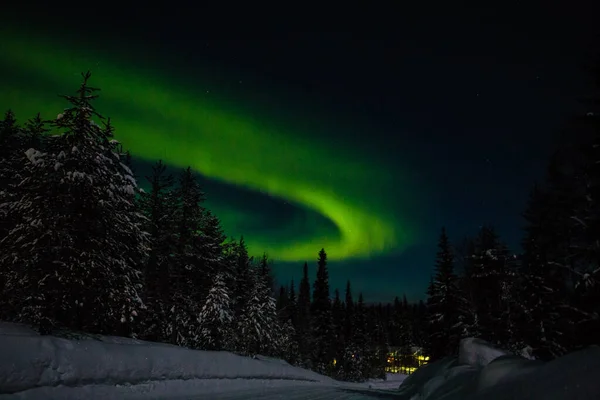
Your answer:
[0,69,598,383]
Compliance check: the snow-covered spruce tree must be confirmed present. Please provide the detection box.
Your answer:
[231,237,253,319]
[235,269,279,356]
[468,226,515,345]
[198,209,228,294]
[426,228,462,359]
[0,110,23,319]
[0,112,49,322]
[258,252,275,296]
[0,110,24,239]
[161,166,207,347]
[174,167,223,302]
[287,279,298,327]
[276,319,300,365]
[137,160,177,342]
[310,248,333,373]
[199,272,233,350]
[0,72,149,335]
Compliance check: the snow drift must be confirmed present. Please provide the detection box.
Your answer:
[398,337,600,400]
[1,321,600,399]
[0,322,334,398]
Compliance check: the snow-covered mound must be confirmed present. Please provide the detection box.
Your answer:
[0,322,335,399]
[398,337,600,400]
[1,321,599,399]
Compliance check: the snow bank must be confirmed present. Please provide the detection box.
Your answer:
[398,337,600,400]
[0,324,334,396]
[2,324,599,399]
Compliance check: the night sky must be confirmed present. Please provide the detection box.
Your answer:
[0,3,596,302]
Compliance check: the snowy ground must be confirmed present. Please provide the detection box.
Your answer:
[1,322,599,399]
[366,373,408,390]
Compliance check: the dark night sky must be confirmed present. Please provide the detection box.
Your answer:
[1,2,597,302]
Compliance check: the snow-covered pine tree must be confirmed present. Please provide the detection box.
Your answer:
[0,112,49,322]
[469,225,514,345]
[236,269,279,356]
[0,110,23,319]
[198,209,228,295]
[0,110,23,239]
[232,237,253,319]
[199,272,233,350]
[0,72,149,335]
[258,252,275,296]
[311,248,333,373]
[277,319,300,365]
[287,279,298,327]
[163,166,209,346]
[22,113,47,153]
[137,160,177,342]
[426,228,462,359]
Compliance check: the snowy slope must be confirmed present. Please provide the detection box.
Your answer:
[1,322,600,399]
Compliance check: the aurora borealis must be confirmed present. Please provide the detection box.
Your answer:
[0,3,594,302]
[0,33,413,263]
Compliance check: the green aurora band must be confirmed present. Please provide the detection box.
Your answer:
[0,33,417,262]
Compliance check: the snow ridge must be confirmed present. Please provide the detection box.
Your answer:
[0,328,333,395]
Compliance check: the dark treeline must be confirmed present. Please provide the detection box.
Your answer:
[0,72,425,383]
[424,62,600,362]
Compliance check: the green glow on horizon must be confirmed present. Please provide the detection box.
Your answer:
[0,33,417,262]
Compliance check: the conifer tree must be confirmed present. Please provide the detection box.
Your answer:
[172,167,206,318]
[198,209,228,292]
[278,319,300,364]
[22,113,47,152]
[199,272,233,350]
[426,228,462,359]
[393,296,413,354]
[138,160,176,342]
[297,261,311,364]
[288,279,298,327]
[469,226,513,345]
[232,237,253,317]
[0,110,25,242]
[331,288,345,367]
[344,280,354,344]
[258,252,275,295]
[0,72,148,335]
[353,293,370,379]
[236,270,279,356]
[276,285,289,322]
[0,110,24,317]
[311,248,333,372]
